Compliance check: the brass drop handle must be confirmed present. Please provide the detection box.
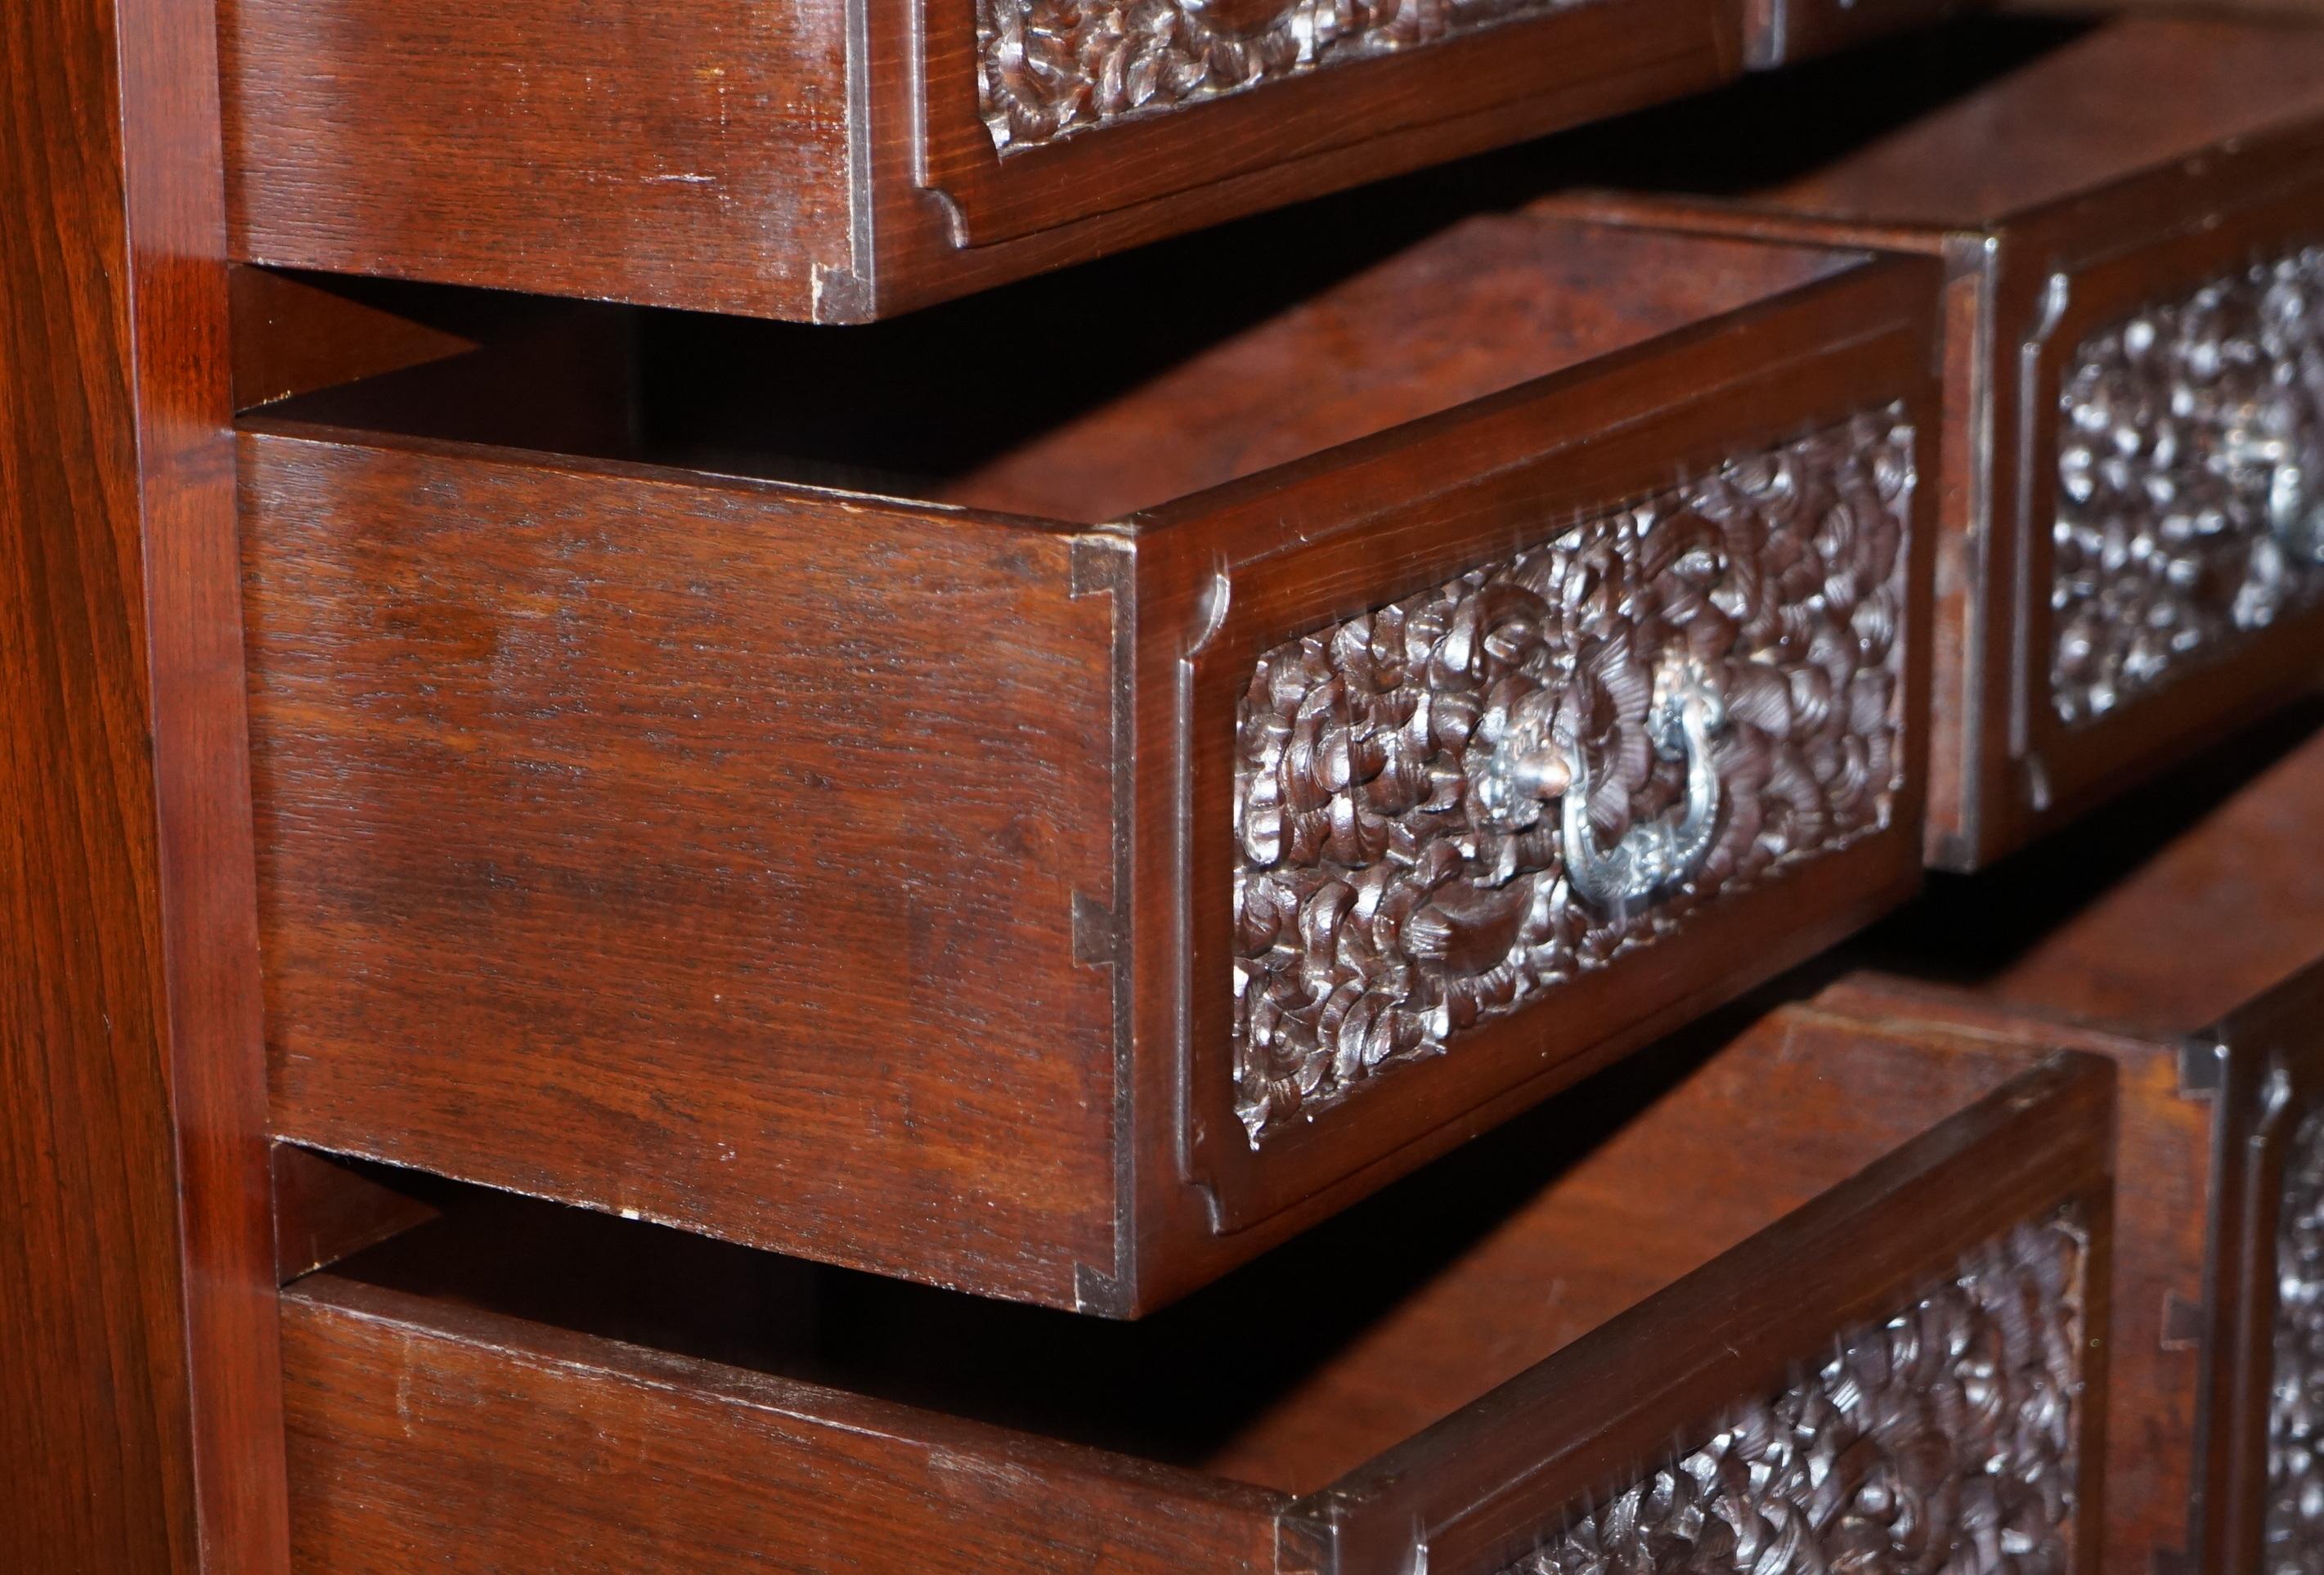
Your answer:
[2221,418,2324,562]
[1469,657,1728,910]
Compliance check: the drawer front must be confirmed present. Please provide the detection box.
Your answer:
[1505,1221,2084,1573]
[1232,413,1912,1143]
[1285,1052,2112,1575]
[923,0,1737,245]
[1151,259,1941,1240]
[2267,1106,2324,1568]
[2194,964,2324,1571]
[2002,146,2324,835]
[2049,247,2324,730]
[246,257,1937,1313]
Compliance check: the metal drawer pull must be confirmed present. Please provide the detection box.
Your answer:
[2221,418,2324,563]
[1471,656,1728,910]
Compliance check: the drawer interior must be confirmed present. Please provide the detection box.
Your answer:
[251,213,1861,526]
[299,1003,2034,1500]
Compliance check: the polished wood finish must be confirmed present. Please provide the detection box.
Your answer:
[239,216,1941,1312]
[1743,0,1977,69]
[1545,16,2324,871]
[1865,701,2324,1034]
[2,0,287,1564]
[1807,705,2324,1572]
[218,0,1752,323]
[277,1008,2113,1573]
[1802,980,2205,1575]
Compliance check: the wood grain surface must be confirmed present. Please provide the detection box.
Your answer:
[221,0,1750,320]
[274,1004,2112,1573]
[2,0,286,1564]
[241,220,1941,1312]
[243,432,1123,1308]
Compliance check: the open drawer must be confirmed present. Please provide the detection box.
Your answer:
[240,213,1940,1313]
[277,1004,2113,1573]
[1817,707,2324,1573]
[218,0,1747,324]
[1810,969,2324,1575]
[1541,16,2324,870]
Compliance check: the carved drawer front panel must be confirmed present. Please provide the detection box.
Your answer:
[1233,412,1913,1142]
[2270,1104,2324,1568]
[1527,19,2324,869]
[276,1017,2108,1575]
[1510,1217,2086,1575]
[978,0,1583,150]
[2052,248,2324,728]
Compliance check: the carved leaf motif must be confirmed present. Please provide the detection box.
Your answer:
[2269,1102,2324,1567]
[1231,412,1916,1143]
[1504,1217,2086,1575]
[2052,247,2324,726]
[974,0,1579,152]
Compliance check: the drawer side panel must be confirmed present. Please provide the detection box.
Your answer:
[279,1282,1281,1573]
[221,0,855,318]
[241,433,1119,1306]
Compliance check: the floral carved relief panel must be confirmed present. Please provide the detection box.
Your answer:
[2053,247,2324,726]
[976,0,1586,151]
[1232,410,1915,1142]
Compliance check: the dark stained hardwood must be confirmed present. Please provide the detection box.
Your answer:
[1797,980,2205,1575]
[2,0,287,1564]
[275,1007,2114,1573]
[219,0,1755,322]
[1861,702,2324,1034]
[227,267,585,411]
[238,215,1943,1313]
[1802,707,2324,1573]
[271,1147,442,1283]
[1543,15,2324,871]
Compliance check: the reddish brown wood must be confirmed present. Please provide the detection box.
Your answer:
[240,217,1941,1312]
[1801,980,2208,1575]
[1545,16,2324,871]
[1866,705,2324,1035]
[219,0,1749,321]
[2,0,287,1564]
[243,431,1124,1306]
[1284,1052,2111,1575]
[275,1007,2113,1573]
[1806,710,2324,1575]
[1742,0,1981,69]
[226,267,586,411]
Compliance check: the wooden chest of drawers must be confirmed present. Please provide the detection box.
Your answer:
[1549,16,2324,868]
[240,213,1941,1312]
[1810,969,2324,1575]
[33,0,2324,1570]
[274,1004,2113,1573]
